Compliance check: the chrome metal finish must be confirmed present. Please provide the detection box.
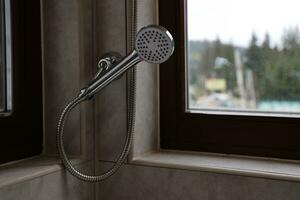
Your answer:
[79,25,175,100]
[92,53,122,83]
[135,25,174,64]
[83,50,142,99]
[97,53,121,70]
[56,24,175,182]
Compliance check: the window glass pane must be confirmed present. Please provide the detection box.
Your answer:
[187,0,300,115]
[0,0,11,114]
[0,0,5,112]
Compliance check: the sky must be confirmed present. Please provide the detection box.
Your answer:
[188,0,300,47]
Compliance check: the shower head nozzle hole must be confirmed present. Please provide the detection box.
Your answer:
[135,25,174,64]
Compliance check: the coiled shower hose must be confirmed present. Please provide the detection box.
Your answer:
[56,0,137,182]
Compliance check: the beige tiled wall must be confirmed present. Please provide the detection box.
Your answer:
[43,0,81,155]
[94,0,128,162]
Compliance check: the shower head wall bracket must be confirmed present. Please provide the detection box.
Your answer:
[97,52,122,71]
[93,53,122,83]
[80,50,142,100]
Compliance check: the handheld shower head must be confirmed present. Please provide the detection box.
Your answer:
[82,25,174,99]
[57,26,174,182]
[135,25,174,64]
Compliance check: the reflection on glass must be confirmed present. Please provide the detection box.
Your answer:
[187,0,300,114]
[0,0,4,112]
[0,0,11,114]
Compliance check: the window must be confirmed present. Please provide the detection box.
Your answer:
[0,0,12,114]
[159,0,300,160]
[0,0,43,164]
[0,0,5,112]
[187,0,300,116]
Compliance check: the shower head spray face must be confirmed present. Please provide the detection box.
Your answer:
[135,25,174,64]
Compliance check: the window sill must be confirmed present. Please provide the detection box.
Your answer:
[131,150,300,182]
[0,155,83,188]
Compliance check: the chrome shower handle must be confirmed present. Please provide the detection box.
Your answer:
[80,50,142,100]
[79,25,174,100]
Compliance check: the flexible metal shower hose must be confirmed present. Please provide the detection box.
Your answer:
[56,93,135,181]
[56,0,137,182]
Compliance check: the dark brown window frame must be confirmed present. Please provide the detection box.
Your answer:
[159,0,300,160]
[0,0,43,164]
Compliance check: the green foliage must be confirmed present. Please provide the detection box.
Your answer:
[247,27,300,101]
[188,39,236,97]
[188,27,300,102]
